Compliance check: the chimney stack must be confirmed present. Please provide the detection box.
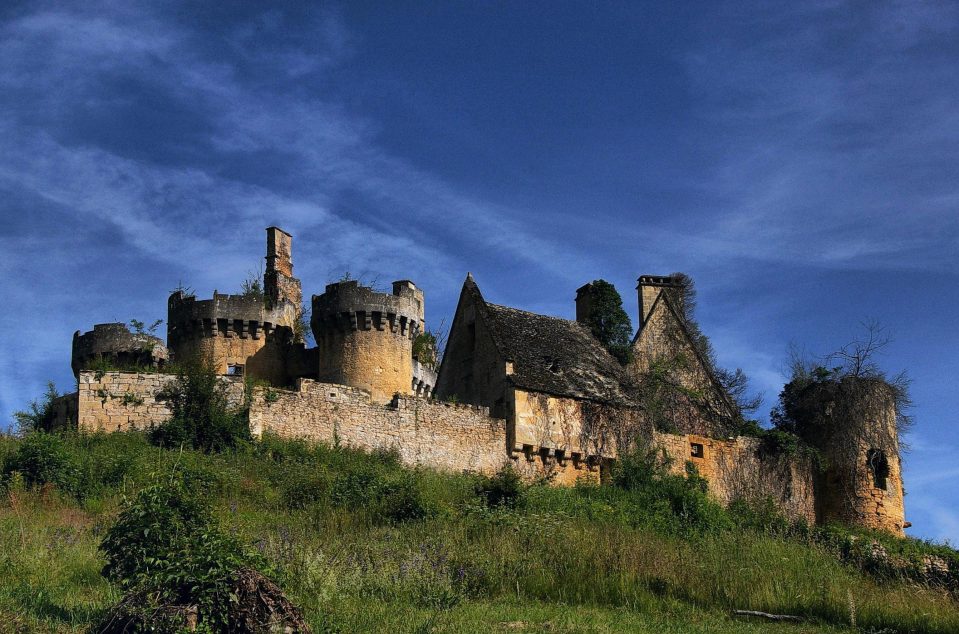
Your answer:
[575,283,595,324]
[264,227,301,310]
[637,275,680,327]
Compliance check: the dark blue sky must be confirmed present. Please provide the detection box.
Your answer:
[1,1,957,541]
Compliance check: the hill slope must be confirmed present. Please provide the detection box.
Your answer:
[0,431,956,633]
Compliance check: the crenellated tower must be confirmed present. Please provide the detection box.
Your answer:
[166,227,302,384]
[311,280,424,403]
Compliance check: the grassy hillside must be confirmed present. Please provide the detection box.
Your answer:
[0,431,957,633]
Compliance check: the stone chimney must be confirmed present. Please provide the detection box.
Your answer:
[264,226,301,309]
[575,283,595,324]
[637,275,680,327]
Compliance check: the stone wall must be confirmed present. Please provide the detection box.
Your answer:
[653,431,817,524]
[71,371,244,433]
[249,379,510,475]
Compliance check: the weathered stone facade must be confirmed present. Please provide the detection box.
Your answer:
[72,323,168,379]
[249,379,509,474]
[56,371,244,433]
[311,280,424,403]
[653,431,818,525]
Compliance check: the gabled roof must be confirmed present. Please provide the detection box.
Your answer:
[633,288,737,416]
[466,279,636,404]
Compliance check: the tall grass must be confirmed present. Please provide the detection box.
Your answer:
[0,430,957,632]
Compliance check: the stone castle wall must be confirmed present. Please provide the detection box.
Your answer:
[52,371,883,532]
[249,379,509,474]
[69,371,244,433]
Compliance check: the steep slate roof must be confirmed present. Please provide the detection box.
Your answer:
[480,300,637,405]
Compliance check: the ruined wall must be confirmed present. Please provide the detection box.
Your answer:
[653,431,818,524]
[72,323,168,379]
[71,372,244,433]
[249,380,509,475]
[628,286,734,437]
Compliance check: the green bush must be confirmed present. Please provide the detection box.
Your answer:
[611,447,730,533]
[149,358,249,452]
[474,465,524,508]
[100,471,264,630]
[12,382,61,433]
[1,432,81,495]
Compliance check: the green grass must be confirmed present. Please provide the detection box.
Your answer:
[0,431,957,633]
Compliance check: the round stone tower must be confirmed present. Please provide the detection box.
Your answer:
[166,227,302,385]
[311,280,424,403]
[801,377,906,535]
[72,323,168,379]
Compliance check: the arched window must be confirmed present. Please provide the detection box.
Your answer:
[867,448,889,490]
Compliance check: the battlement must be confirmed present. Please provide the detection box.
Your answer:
[72,323,168,379]
[311,280,422,339]
[168,291,294,345]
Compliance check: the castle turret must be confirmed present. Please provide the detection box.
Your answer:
[311,280,424,403]
[796,377,907,535]
[72,323,168,379]
[166,227,301,384]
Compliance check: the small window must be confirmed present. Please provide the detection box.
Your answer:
[690,442,704,459]
[227,364,245,376]
[867,448,889,490]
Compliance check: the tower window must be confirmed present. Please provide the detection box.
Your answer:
[867,448,889,490]
[690,442,704,459]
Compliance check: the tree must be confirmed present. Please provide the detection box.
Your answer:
[664,272,762,420]
[583,279,633,364]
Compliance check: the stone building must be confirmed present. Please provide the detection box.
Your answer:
[51,227,908,535]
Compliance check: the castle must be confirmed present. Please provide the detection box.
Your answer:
[53,227,907,535]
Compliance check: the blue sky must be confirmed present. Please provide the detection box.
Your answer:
[1,1,957,542]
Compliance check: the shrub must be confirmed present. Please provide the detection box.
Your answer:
[612,447,730,533]
[100,471,264,630]
[149,357,249,452]
[12,382,61,433]
[378,474,429,522]
[474,465,524,508]
[1,432,81,495]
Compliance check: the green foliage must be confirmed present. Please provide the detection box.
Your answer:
[1,432,81,495]
[582,279,633,365]
[612,446,731,533]
[474,465,524,508]
[412,331,439,369]
[99,471,264,630]
[149,357,250,452]
[12,382,61,433]
[1,431,958,632]
[239,266,265,302]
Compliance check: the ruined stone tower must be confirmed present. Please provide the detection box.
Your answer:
[799,378,907,535]
[311,280,424,403]
[166,228,302,385]
[71,323,168,379]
